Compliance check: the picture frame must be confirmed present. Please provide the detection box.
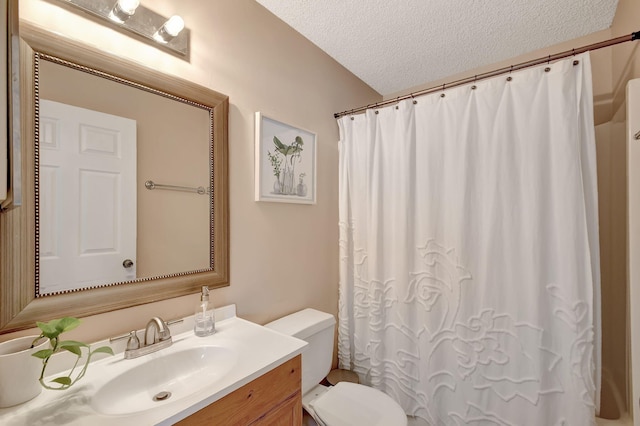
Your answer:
[255,112,316,204]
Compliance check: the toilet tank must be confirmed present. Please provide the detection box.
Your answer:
[265,309,336,395]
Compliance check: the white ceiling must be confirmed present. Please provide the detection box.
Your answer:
[255,0,619,95]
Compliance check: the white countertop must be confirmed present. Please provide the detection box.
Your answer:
[0,307,307,425]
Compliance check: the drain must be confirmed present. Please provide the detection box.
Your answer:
[153,391,172,402]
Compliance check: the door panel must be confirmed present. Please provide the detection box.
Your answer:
[39,100,137,293]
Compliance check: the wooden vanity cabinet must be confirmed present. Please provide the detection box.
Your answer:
[177,355,302,426]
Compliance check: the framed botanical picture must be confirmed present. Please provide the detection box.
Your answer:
[255,112,317,204]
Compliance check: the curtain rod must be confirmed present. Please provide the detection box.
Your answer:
[334,31,640,119]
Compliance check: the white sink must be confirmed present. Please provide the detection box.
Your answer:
[0,308,307,426]
[91,345,237,416]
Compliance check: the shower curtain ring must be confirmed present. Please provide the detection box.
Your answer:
[395,97,400,109]
[411,94,417,105]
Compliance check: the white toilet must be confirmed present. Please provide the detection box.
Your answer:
[265,308,407,426]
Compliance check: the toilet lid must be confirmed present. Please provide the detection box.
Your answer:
[310,382,407,426]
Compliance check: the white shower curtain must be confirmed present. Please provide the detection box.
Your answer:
[337,53,601,425]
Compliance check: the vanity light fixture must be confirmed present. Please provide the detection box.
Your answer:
[48,0,190,59]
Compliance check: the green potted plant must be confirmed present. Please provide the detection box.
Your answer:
[31,317,114,390]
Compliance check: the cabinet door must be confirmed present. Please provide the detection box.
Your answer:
[250,392,302,426]
[177,355,301,426]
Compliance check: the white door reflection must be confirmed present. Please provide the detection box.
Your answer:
[39,100,137,294]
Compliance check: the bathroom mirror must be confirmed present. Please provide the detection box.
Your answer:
[0,23,229,333]
[37,55,212,295]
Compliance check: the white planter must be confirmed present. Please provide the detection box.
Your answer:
[0,335,49,408]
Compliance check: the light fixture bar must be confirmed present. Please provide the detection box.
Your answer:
[48,0,189,59]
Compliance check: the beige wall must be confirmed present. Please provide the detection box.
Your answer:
[596,0,640,415]
[1,0,379,343]
[595,117,628,419]
[609,0,640,415]
[611,0,640,116]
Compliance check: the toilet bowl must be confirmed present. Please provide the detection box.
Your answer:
[265,309,407,426]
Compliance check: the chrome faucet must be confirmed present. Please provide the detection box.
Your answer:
[120,317,173,359]
[145,317,171,346]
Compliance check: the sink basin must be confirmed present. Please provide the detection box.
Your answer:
[0,312,309,426]
[91,345,237,415]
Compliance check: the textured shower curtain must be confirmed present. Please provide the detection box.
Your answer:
[337,53,601,425]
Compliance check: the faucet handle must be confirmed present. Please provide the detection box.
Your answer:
[126,331,140,350]
[156,318,171,341]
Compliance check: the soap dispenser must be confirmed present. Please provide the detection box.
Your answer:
[194,286,215,336]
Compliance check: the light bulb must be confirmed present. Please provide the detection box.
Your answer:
[163,15,184,37]
[153,15,185,43]
[116,0,139,15]
[108,0,139,23]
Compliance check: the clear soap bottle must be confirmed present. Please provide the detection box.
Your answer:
[194,286,215,336]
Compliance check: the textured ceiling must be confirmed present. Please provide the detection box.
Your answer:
[255,0,619,95]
